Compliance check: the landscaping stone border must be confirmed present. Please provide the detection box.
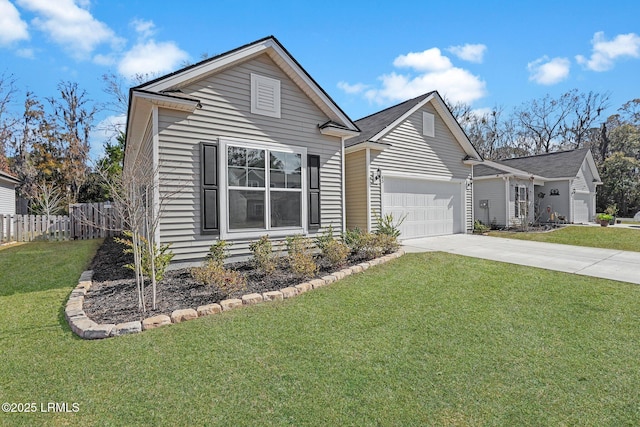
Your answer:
[65,249,405,339]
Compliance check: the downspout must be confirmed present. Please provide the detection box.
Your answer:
[365,147,371,232]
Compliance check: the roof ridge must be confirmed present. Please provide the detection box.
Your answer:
[354,91,434,123]
[500,147,587,162]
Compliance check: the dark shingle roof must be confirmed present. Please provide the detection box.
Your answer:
[0,170,20,184]
[344,92,435,148]
[474,163,511,177]
[498,148,589,178]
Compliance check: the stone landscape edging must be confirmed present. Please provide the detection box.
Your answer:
[65,249,405,339]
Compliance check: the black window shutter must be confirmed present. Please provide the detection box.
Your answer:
[308,154,320,230]
[201,142,219,234]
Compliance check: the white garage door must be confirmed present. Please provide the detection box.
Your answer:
[383,177,463,239]
[573,193,590,223]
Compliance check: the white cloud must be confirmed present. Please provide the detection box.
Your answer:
[343,46,486,105]
[337,81,368,94]
[89,114,126,161]
[118,40,189,78]
[527,56,571,85]
[393,47,452,72]
[576,31,640,71]
[447,44,487,63]
[0,0,29,46]
[16,47,34,58]
[131,18,155,40]
[16,0,123,59]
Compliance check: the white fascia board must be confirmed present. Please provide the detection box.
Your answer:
[139,43,268,92]
[319,126,360,138]
[345,141,390,154]
[482,160,546,182]
[585,151,602,182]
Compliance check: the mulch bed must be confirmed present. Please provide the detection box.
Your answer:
[84,237,370,325]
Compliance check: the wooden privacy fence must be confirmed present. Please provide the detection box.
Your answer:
[0,202,123,243]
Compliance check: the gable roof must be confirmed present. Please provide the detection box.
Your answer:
[474,148,602,184]
[344,91,481,160]
[498,148,600,180]
[129,35,358,135]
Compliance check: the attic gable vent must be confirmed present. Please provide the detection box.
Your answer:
[251,73,281,118]
[423,112,435,137]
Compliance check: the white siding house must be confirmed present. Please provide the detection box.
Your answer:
[344,92,482,239]
[0,171,19,216]
[473,149,601,226]
[124,37,359,265]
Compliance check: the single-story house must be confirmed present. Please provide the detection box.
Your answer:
[124,36,359,265]
[473,148,601,227]
[0,170,20,216]
[344,92,482,239]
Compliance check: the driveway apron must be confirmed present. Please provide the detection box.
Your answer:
[402,234,640,285]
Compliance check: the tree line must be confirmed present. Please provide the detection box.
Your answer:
[0,71,638,217]
[449,90,639,217]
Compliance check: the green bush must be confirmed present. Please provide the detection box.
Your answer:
[343,227,366,255]
[115,231,174,282]
[286,235,318,279]
[374,233,399,254]
[249,235,277,276]
[322,239,351,269]
[208,240,231,265]
[374,212,405,238]
[474,220,490,234]
[191,259,246,297]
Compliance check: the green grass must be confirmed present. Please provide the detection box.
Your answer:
[488,225,640,252]
[2,243,640,425]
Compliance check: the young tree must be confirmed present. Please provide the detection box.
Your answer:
[0,72,18,173]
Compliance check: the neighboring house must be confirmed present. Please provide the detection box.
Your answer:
[344,92,483,239]
[0,170,20,216]
[124,36,359,265]
[473,148,601,227]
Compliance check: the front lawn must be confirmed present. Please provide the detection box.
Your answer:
[488,225,640,252]
[1,241,640,425]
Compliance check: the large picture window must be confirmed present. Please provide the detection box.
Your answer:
[221,140,306,237]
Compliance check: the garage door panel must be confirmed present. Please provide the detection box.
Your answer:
[383,177,463,239]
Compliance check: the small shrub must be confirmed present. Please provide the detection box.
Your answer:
[374,211,405,238]
[286,235,318,279]
[208,240,231,265]
[361,232,384,260]
[343,227,366,255]
[115,231,174,282]
[322,239,350,269]
[374,233,399,254]
[249,235,277,276]
[314,225,336,252]
[474,220,490,234]
[191,260,246,297]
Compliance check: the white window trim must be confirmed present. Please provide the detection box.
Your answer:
[219,138,307,240]
[251,73,281,118]
[515,185,528,219]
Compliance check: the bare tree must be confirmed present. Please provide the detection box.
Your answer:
[31,181,65,216]
[0,72,18,173]
[561,90,610,149]
[48,81,96,204]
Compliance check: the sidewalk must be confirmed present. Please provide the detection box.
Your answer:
[402,234,640,285]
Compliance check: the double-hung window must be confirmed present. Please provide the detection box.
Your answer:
[221,139,306,238]
[515,185,528,218]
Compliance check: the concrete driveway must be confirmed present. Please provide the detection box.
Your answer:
[402,234,640,285]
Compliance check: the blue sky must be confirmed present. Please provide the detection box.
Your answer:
[1,0,639,159]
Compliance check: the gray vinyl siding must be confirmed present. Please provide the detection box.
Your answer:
[156,53,343,263]
[573,159,595,193]
[536,181,571,223]
[345,150,367,231]
[0,180,15,215]
[369,103,472,232]
[474,179,506,227]
[371,104,471,179]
